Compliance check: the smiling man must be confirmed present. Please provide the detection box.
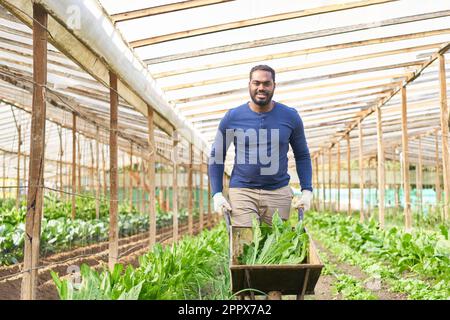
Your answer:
[208,65,313,226]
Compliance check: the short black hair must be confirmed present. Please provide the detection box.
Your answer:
[249,65,275,82]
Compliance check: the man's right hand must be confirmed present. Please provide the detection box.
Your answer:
[213,192,232,213]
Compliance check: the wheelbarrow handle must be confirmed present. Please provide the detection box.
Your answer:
[222,207,232,234]
[298,206,305,221]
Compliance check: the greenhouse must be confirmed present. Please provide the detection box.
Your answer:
[0,0,449,301]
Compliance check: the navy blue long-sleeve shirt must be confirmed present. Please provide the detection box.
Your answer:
[208,102,312,196]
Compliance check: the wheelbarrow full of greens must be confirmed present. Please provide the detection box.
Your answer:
[223,207,323,300]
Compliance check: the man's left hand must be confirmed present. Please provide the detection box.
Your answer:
[292,190,313,211]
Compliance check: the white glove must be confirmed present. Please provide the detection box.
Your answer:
[213,192,232,213]
[292,190,313,211]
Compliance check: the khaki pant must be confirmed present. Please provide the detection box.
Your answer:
[228,185,294,227]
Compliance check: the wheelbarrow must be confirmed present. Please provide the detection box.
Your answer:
[223,207,323,300]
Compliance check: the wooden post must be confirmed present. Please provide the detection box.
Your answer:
[2,152,5,199]
[66,164,71,202]
[188,144,194,235]
[57,127,63,198]
[122,152,126,203]
[71,113,76,220]
[435,129,442,212]
[22,128,26,200]
[16,125,21,210]
[376,105,385,228]
[129,143,133,210]
[95,127,100,219]
[393,147,399,213]
[321,151,326,211]
[164,167,170,211]
[147,106,156,248]
[337,142,341,212]
[200,152,204,230]
[314,156,319,211]
[346,134,351,215]
[417,136,423,214]
[401,86,412,230]
[102,144,107,197]
[173,136,179,242]
[77,136,81,194]
[358,120,364,222]
[159,166,164,211]
[139,159,144,213]
[89,141,94,195]
[328,147,332,212]
[108,71,119,271]
[207,162,212,225]
[366,159,370,217]
[439,54,450,220]
[21,3,47,300]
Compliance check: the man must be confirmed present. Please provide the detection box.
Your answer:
[208,65,312,226]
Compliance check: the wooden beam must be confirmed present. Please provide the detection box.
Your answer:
[376,105,385,228]
[321,151,326,210]
[131,0,397,48]
[71,113,76,220]
[173,73,406,105]
[358,120,365,222]
[112,0,233,22]
[346,134,351,215]
[2,152,6,199]
[417,136,423,214]
[155,28,450,78]
[163,43,437,91]
[173,136,179,242]
[95,127,100,219]
[159,167,164,211]
[16,124,21,210]
[147,106,156,248]
[145,7,448,64]
[102,144,107,197]
[314,156,319,211]
[439,53,450,220]
[77,135,82,193]
[337,142,341,212]
[89,140,95,209]
[121,152,125,203]
[435,129,442,208]
[200,152,204,230]
[108,71,119,271]
[184,85,398,118]
[323,43,450,155]
[21,3,47,300]
[129,143,133,209]
[188,143,194,235]
[401,87,412,230]
[328,147,332,212]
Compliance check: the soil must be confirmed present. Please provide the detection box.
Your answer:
[313,240,407,300]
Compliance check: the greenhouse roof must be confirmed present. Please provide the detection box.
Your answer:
[0,0,449,179]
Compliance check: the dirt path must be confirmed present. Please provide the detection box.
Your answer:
[313,239,407,300]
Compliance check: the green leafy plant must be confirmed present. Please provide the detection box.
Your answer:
[51,223,231,300]
[238,212,309,265]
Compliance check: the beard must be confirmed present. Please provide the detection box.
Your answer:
[250,89,274,107]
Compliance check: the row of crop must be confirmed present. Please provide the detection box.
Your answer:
[0,195,192,265]
[52,223,230,300]
[305,211,450,299]
[52,213,313,300]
